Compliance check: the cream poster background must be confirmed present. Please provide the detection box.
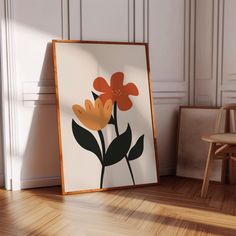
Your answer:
[53,42,158,193]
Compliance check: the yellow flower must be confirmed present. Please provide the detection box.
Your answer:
[72,98,112,131]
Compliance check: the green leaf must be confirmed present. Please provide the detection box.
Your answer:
[104,124,132,166]
[72,119,102,163]
[91,91,99,100]
[108,115,116,125]
[127,135,144,161]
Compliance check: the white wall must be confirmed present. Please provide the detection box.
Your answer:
[12,0,63,189]
[0,0,236,189]
[194,0,236,106]
[0,0,5,187]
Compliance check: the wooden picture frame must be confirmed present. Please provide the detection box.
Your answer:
[52,40,159,194]
[176,106,223,182]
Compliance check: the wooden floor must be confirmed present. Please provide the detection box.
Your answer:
[1,177,236,236]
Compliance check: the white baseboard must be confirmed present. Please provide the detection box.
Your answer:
[21,176,61,189]
[160,167,176,176]
[0,174,4,187]
[19,169,174,190]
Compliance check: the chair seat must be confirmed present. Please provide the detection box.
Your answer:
[202,133,236,145]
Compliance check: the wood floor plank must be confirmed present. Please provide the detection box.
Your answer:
[1,177,236,235]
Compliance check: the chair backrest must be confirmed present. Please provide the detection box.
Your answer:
[214,104,236,133]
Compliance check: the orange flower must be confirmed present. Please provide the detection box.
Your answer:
[93,72,139,111]
[72,98,112,131]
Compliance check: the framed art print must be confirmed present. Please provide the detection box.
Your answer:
[176,107,222,182]
[52,40,159,194]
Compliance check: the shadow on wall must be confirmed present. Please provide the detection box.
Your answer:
[11,0,66,189]
[0,62,4,187]
[20,43,61,189]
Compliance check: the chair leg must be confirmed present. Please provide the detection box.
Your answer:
[221,159,227,184]
[201,143,215,198]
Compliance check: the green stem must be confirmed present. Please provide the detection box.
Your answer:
[98,130,106,158]
[113,102,135,185]
[125,157,135,185]
[98,130,106,188]
[113,102,119,136]
[100,165,105,189]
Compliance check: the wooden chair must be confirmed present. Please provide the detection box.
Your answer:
[201,104,236,198]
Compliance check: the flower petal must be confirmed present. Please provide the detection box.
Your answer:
[72,99,112,131]
[110,72,124,89]
[117,95,133,111]
[72,104,86,119]
[94,98,103,113]
[93,77,110,92]
[99,93,113,104]
[124,83,139,96]
[103,99,113,117]
[85,99,94,112]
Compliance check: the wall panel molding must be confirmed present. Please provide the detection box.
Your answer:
[72,0,134,41]
[222,0,236,82]
[61,0,69,39]
[217,0,224,105]
[152,81,186,93]
[222,92,236,100]
[153,97,186,106]
[221,82,236,92]
[134,0,144,42]
[153,92,186,100]
[188,0,196,105]
[217,0,236,105]
[144,0,148,43]
[69,0,82,39]
[148,0,189,85]
[22,81,56,105]
[195,0,214,81]
[128,0,135,42]
[194,0,218,106]
[0,0,21,190]
[222,92,236,106]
